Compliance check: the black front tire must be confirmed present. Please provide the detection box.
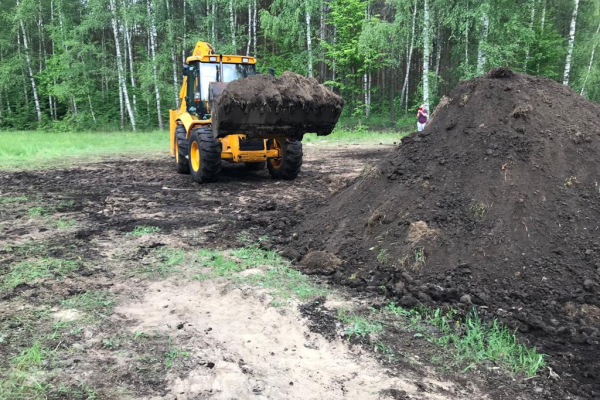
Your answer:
[175,124,190,174]
[267,139,302,180]
[188,127,222,183]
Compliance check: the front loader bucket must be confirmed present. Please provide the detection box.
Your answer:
[211,72,344,141]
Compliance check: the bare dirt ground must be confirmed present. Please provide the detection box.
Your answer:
[0,144,564,399]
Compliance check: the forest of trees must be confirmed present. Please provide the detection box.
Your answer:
[0,0,599,131]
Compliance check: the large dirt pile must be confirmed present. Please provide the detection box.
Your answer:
[212,71,344,140]
[293,69,600,396]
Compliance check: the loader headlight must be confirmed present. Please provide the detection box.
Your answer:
[209,56,217,62]
[242,58,249,63]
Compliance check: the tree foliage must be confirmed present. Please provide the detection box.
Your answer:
[0,0,598,131]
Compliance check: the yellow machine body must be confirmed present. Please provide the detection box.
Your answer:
[169,41,280,163]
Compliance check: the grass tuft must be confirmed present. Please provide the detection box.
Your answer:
[337,308,384,339]
[61,291,115,316]
[383,303,545,376]
[469,202,488,219]
[55,218,76,229]
[0,196,28,204]
[27,206,53,217]
[127,225,161,236]
[0,342,52,399]
[2,258,81,290]
[194,246,327,301]
[133,247,185,278]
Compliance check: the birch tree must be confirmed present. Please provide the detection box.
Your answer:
[399,1,417,113]
[422,0,430,111]
[524,0,536,71]
[563,0,580,86]
[580,21,600,96]
[476,8,489,75]
[229,0,236,48]
[147,0,163,129]
[305,1,313,78]
[16,0,42,123]
[109,0,136,130]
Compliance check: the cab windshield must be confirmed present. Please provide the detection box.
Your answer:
[198,62,256,101]
[222,64,257,82]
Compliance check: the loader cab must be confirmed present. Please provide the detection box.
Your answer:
[185,58,257,119]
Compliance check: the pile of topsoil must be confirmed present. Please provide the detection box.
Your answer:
[212,71,344,140]
[291,68,600,396]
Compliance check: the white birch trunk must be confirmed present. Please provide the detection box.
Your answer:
[422,0,431,111]
[540,0,546,34]
[246,2,252,55]
[124,24,137,114]
[580,21,600,96]
[537,0,546,73]
[88,94,97,123]
[435,29,442,76]
[253,0,258,56]
[400,1,417,113]
[476,11,489,75]
[363,73,368,117]
[331,27,336,86]
[166,1,179,107]
[320,0,326,79]
[464,0,469,69]
[17,0,42,123]
[118,77,124,128]
[563,0,580,86]
[368,73,371,116]
[147,0,163,129]
[109,0,136,130]
[230,0,236,48]
[305,3,313,78]
[524,0,536,71]
[212,0,216,43]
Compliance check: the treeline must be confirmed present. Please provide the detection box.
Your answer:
[0,0,599,131]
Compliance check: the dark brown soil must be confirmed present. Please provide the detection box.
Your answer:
[293,70,600,398]
[212,71,344,140]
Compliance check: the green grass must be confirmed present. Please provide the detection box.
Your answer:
[2,258,81,290]
[0,341,99,399]
[127,225,162,236]
[469,201,488,219]
[61,291,115,316]
[28,206,53,217]
[0,129,403,170]
[0,130,167,170]
[242,264,328,301]
[0,342,52,399]
[337,308,384,339]
[195,249,246,277]
[383,303,545,376]
[55,217,76,229]
[163,341,190,370]
[194,246,327,301]
[0,196,28,204]
[133,247,185,278]
[303,128,407,145]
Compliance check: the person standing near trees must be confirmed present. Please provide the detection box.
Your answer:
[417,105,428,132]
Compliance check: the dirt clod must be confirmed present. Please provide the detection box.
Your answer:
[298,251,341,275]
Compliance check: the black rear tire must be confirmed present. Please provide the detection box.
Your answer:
[244,161,267,171]
[175,124,190,174]
[267,139,302,180]
[188,126,222,183]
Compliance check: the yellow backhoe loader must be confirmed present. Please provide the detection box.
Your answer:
[169,41,343,183]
